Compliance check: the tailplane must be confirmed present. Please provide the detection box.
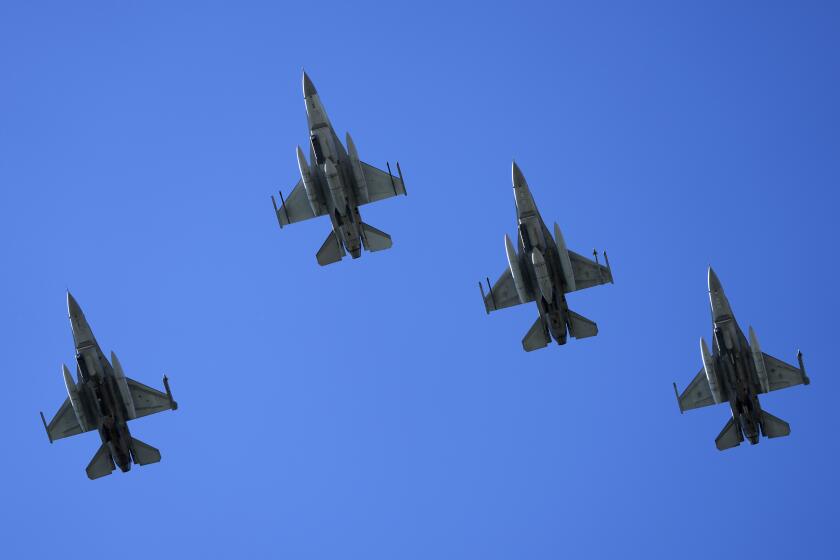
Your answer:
[715,417,744,451]
[361,222,393,252]
[761,410,791,439]
[131,438,162,466]
[567,310,598,339]
[86,444,115,480]
[522,317,551,352]
[316,230,346,266]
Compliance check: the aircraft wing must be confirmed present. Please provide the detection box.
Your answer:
[676,368,718,412]
[762,353,809,392]
[127,379,174,419]
[358,162,406,205]
[274,179,322,226]
[567,250,613,291]
[483,268,532,313]
[42,398,88,442]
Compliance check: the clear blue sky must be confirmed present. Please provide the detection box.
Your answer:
[1,1,838,558]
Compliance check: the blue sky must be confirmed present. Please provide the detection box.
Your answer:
[1,1,838,558]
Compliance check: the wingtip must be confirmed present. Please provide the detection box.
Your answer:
[672,382,684,414]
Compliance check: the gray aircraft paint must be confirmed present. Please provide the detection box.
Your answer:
[40,293,178,479]
[673,268,810,450]
[272,72,407,266]
[480,162,614,352]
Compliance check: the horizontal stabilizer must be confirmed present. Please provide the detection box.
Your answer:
[361,222,392,252]
[131,438,161,466]
[522,317,551,352]
[86,444,115,480]
[715,417,743,451]
[761,410,791,439]
[316,230,345,266]
[567,310,598,339]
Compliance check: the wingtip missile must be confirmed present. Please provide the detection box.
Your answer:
[672,382,683,414]
[797,351,810,385]
[603,251,614,284]
[39,411,53,443]
[163,375,178,410]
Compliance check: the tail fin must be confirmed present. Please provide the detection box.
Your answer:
[522,317,551,352]
[715,417,744,451]
[761,410,791,439]
[361,222,393,252]
[567,310,598,339]
[131,438,161,466]
[316,230,346,266]
[86,444,115,480]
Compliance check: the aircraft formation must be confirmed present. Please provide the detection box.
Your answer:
[41,71,811,479]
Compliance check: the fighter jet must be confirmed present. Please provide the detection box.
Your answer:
[40,293,178,479]
[479,162,614,351]
[673,268,810,450]
[272,71,407,265]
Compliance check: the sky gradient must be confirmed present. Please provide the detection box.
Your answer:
[1,2,838,558]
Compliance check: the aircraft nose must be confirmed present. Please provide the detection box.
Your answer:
[707,266,722,294]
[511,160,527,190]
[302,71,317,97]
[66,291,82,318]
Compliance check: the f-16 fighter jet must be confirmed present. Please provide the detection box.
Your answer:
[40,293,178,479]
[272,71,407,266]
[673,268,810,450]
[479,162,614,352]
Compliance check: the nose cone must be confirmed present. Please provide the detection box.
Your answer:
[511,160,527,190]
[67,291,83,320]
[707,266,723,294]
[66,291,96,348]
[302,71,317,97]
[707,266,733,321]
[511,161,537,218]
